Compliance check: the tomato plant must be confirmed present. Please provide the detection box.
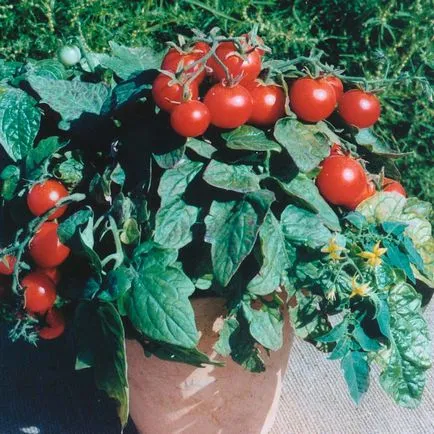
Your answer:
[39,308,65,340]
[36,267,61,285]
[29,222,70,268]
[22,272,57,313]
[383,177,406,196]
[247,82,285,127]
[289,77,336,122]
[58,45,81,67]
[161,48,206,84]
[338,90,381,128]
[0,255,16,275]
[204,83,253,128]
[323,75,344,101]
[27,179,68,220]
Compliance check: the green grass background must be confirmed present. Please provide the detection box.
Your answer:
[2,0,432,203]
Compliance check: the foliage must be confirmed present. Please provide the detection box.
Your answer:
[1,0,432,203]
[0,27,432,428]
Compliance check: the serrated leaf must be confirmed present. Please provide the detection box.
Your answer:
[280,204,331,249]
[98,266,134,302]
[242,302,284,351]
[27,59,67,80]
[157,158,203,204]
[125,243,198,348]
[186,138,217,159]
[0,165,20,200]
[27,75,109,130]
[25,136,63,179]
[222,125,281,151]
[0,86,41,161]
[248,213,292,295]
[214,317,239,357]
[276,173,340,231]
[153,144,186,169]
[341,351,370,404]
[317,318,348,343]
[74,302,129,427]
[380,281,431,407]
[357,192,407,222]
[94,41,163,80]
[355,129,408,158]
[274,118,330,172]
[203,160,261,193]
[205,190,274,286]
[154,197,199,249]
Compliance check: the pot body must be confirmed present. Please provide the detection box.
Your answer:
[127,297,293,434]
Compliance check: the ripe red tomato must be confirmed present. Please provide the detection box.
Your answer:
[152,73,199,113]
[192,42,210,56]
[204,83,253,129]
[316,155,368,207]
[36,267,61,285]
[207,42,262,85]
[247,82,285,126]
[39,308,65,340]
[383,177,406,197]
[27,179,68,220]
[170,100,211,137]
[29,222,70,268]
[22,272,56,313]
[0,255,16,275]
[289,77,337,122]
[323,76,344,102]
[241,33,265,56]
[345,181,376,210]
[161,49,206,84]
[338,90,381,128]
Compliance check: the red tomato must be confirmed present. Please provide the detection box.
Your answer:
[0,255,16,275]
[207,42,262,85]
[39,308,65,340]
[323,76,344,102]
[247,82,285,126]
[204,83,253,129]
[345,181,376,210]
[289,78,336,122]
[170,100,211,137]
[192,42,210,56]
[36,267,61,285]
[22,272,56,313]
[161,49,206,84]
[27,179,68,220]
[29,222,70,268]
[152,73,199,113]
[316,155,368,207]
[383,177,406,197]
[241,33,266,56]
[338,90,381,128]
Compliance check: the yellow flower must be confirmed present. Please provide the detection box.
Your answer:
[350,276,371,298]
[358,241,388,267]
[321,237,345,261]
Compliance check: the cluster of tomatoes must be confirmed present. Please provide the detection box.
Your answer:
[317,144,406,210]
[0,179,71,340]
[151,33,382,138]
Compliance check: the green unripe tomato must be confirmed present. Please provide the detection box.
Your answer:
[58,45,82,67]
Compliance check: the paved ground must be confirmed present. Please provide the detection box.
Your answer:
[0,302,432,434]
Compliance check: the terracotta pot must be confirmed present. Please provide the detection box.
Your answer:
[127,297,293,434]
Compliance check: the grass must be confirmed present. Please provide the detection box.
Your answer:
[1,0,432,203]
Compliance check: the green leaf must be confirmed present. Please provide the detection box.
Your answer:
[329,337,351,360]
[345,212,368,229]
[341,351,370,404]
[317,318,348,343]
[153,144,186,169]
[186,138,217,159]
[125,243,198,348]
[74,302,129,427]
[27,75,110,130]
[203,160,261,193]
[157,158,203,204]
[374,295,391,339]
[120,218,140,245]
[0,86,41,161]
[214,317,239,357]
[0,165,20,200]
[402,236,424,272]
[382,221,407,237]
[25,136,63,179]
[357,192,407,223]
[154,197,199,249]
[55,152,85,187]
[0,60,23,80]
[352,322,382,352]
[27,59,67,80]
[383,241,415,283]
[222,125,281,151]
[58,208,94,249]
[380,281,431,408]
[205,190,275,286]
[280,204,331,249]
[276,173,340,231]
[99,266,134,302]
[94,41,163,80]
[248,213,292,295]
[274,118,330,172]
[355,129,408,158]
[242,302,284,351]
